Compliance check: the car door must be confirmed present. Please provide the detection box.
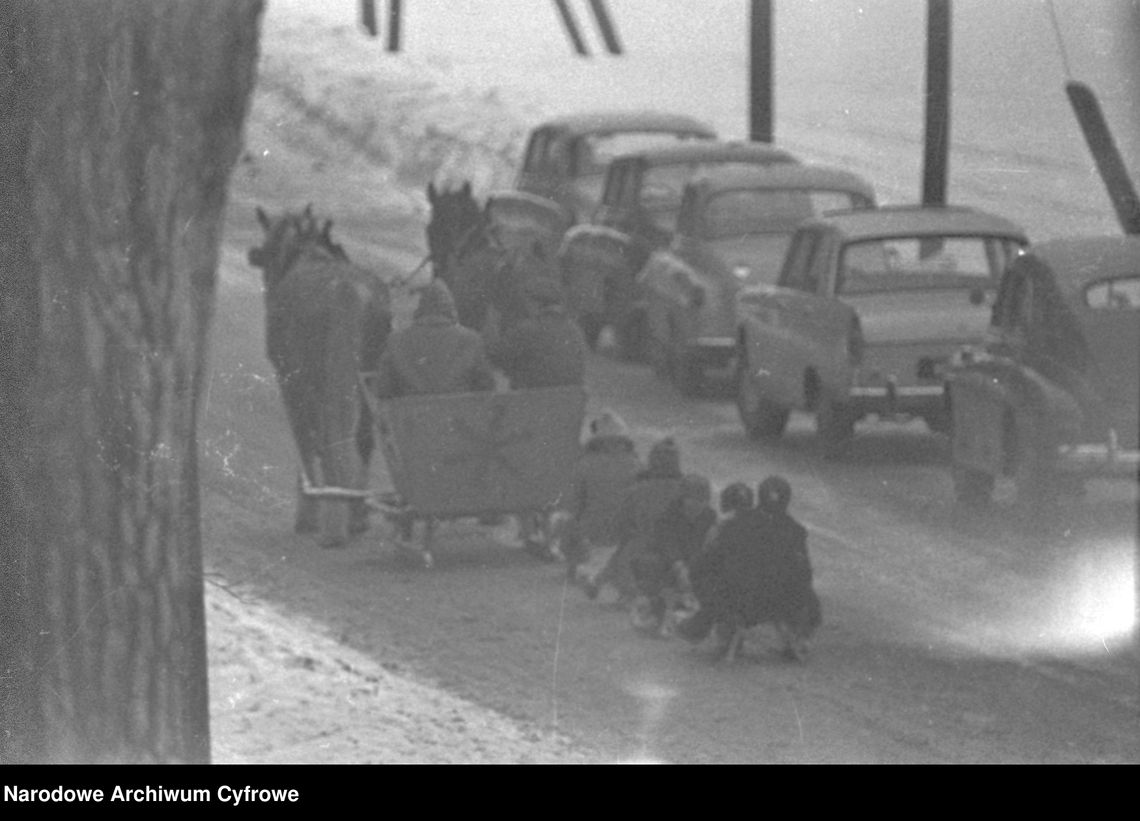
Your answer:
[1078,276,1140,448]
[742,227,824,408]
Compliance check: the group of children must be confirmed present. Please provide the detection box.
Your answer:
[552,410,822,661]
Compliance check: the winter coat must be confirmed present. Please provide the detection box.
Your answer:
[565,433,643,546]
[487,304,587,389]
[632,495,717,598]
[690,507,817,630]
[373,282,497,401]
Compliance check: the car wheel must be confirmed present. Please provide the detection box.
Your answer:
[615,310,647,362]
[736,356,788,440]
[577,313,605,350]
[951,464,994,506]
[816,394,855,460]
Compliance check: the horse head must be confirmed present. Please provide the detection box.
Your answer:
[248,204,346,290]
[425,180,483,281]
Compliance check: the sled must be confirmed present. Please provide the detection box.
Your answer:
[359,376,587,567]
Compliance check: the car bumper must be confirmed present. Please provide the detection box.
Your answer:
[845,381,945,416]
[1055,441,1140,479]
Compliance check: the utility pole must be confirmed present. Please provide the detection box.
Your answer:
[749,0,774,143]
[922,0,951,206]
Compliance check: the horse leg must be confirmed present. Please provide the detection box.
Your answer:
[280,376,319,534]
[316,295,367,548]
[350,391,375,535]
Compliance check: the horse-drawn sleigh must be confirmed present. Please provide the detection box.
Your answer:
[248,189,587,564]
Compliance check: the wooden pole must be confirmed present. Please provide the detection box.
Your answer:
[361,0,377,37]
[588,0,623,55]
[553,0,590,56]
[922,0,951,206]
[749,0,773,143]
[387,0,402,52]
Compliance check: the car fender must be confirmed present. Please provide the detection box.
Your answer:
[949,358,1082,475]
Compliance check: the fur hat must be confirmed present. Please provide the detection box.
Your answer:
[756,475,792,514]
[680,473,712,504]
[524,275,564,306]
[646,437,681,476]
[719,482,754,514]
[589,409,629,439]
[415,279,458,321]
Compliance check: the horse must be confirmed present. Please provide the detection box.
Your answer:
[425,181,557,338]
[248,204,392,548]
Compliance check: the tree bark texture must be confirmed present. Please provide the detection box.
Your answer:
[0,0,263,763]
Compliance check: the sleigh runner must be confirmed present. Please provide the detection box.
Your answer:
[359,375,587,566]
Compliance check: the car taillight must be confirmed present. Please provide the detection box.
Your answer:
[847,317,865,366]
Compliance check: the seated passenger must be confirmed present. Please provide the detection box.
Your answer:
[373,279,495,398]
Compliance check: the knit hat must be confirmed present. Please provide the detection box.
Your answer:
[680,473,712,504]
[589,409,630,439]
[415,279,458,321]
[646,437,681,476]
[524,275,565,306]
[719,482,754,514]
[756,475,792,514]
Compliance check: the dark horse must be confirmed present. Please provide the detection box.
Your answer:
[248,205,392,548]
[425,181,556,337]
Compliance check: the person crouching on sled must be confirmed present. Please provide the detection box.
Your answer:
[629,473,717,637]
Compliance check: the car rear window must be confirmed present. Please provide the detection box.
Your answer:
[704,189,859,239]
[574,132,710,176]
[1084,276,1140,309]
[838,236,1018,294]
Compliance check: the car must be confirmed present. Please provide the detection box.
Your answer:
[557,139,800,353]
[512,110,717,224]
[638,164,877,396]
[734,205,1028,456]
[946,235,1140,514]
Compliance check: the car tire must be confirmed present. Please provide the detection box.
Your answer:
[736,355,788,440]
[951,464,994,507]
[615,310,647,362]
[577,313,605,350]
[671,342,704,398]
[816,394,855,460]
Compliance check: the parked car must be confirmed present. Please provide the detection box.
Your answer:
[512,110,717,225]
[558,139,800,352]
[734,205,1028,456]
[638,164,877,396]
[946,236,1139,514]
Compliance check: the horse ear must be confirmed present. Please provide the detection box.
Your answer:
[256,206,270,230]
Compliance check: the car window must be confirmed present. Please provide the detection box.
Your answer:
[837,236,1001,295]
[703,189,865,239]
[779,230,823,293]
[1085,276,1140,309]
[573,131,709,177]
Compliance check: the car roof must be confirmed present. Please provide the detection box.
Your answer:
[537,110,717,139]
[1024,234,1140,299]
[687,163,876,200]
[613,139,799,167]
[797,204,1028,242]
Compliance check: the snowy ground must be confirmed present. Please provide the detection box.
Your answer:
[201,1,1137,764]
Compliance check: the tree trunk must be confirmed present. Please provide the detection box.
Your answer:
[0,0,263,764]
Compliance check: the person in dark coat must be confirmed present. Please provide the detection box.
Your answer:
[373,279,495,398]
[487,275,587,389]
[630,473,717,636]
[558,410,643,582]
[488,275,589,559]
[679,475,821,662]
[584,437,685,604]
